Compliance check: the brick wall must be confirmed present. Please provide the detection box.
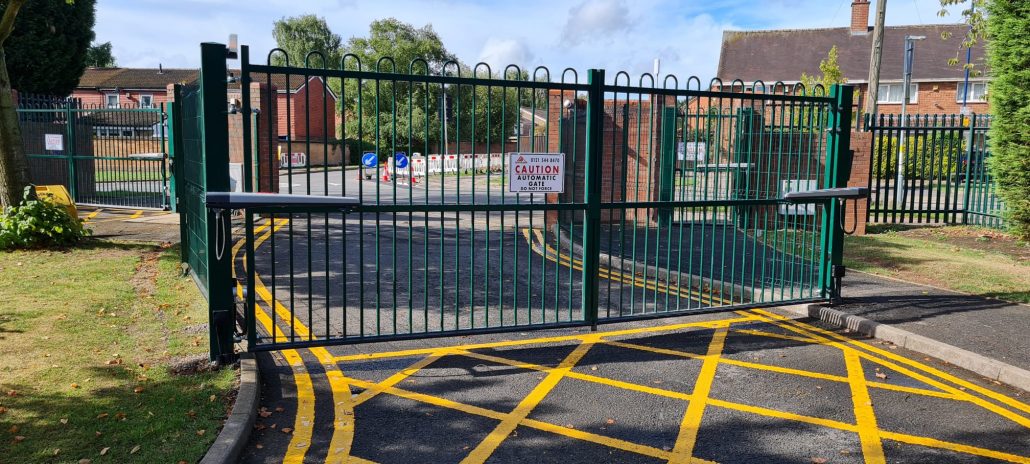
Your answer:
[70,89,171,108]
[856,82,990,117]
[224,83,279,193]
[544,90,671,227]
[846,130,871,235]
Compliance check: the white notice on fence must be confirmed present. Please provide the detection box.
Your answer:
[45,134,63,151]
[508,153,565,193]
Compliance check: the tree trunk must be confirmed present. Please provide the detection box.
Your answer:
[0,47,29,208]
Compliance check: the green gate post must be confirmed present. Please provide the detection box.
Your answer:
[582,69,604,328]
[657,107,677,229]
[200,42,235,363]
[169,86,185,249]
[163,102,176,211]
[961,114,976,225]
[820,85,854,301]
[64,99,77,201]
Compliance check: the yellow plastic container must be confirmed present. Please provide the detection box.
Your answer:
[34,185,78,220]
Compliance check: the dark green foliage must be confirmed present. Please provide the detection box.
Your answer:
[872,134,965,180]
[0,187,90,250]
[84,40,115,67]
[986,0,1030,239]
[2,0,96,96]
[271,15,342,69]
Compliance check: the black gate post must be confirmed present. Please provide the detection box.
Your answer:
[200,42,236,364]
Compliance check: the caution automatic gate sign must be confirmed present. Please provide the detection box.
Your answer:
[508,153,565,193]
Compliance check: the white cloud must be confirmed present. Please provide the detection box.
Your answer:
[93,0,971,83]
[477,38,535,71]
[560,0,632,46]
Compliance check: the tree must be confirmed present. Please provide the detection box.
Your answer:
[800,46,847,94]
[983,0,1029,239]
[0,0,30,208]
[2,0,96,95]
[271,15,342,69]
[85,41,115,67]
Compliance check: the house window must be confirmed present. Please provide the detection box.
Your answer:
[139,94,154,108]
[876,83,918,104]
[105,93,119,108]
[957,82,987,103]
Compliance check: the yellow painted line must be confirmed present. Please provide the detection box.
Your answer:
[844,350,887,464]
[84,210,101,221]
[706,397,859,433]
[747,310,1030,457]
[668,327,728,464]
[604,339,956,401]
[461,340,597,464]
[349,354,444,407]
[331,316,757,362]
[729,328,819,344]
[130,210,143,219]
[880,431,1030,464]
[322,365,355,464]
[346,375,508,421]
[750,310,1030,424]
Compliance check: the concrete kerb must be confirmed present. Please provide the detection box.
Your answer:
[199,353,261,464]
[554,225,775,303]
[773,303,1030,394]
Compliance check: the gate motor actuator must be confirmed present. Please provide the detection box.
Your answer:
[783,187,869,306]
[205,192,361,351]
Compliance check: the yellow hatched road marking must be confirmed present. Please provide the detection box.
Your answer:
[844,350,887,464]
[607,339,957,400]
[728,328,819,344]
[130,210,143,219]
[668,326,728,464]
[461,340,597,464]
[331,316,756,362]
[750,310,1030,424]
[349,354,444,407]
[880,431,1030,464]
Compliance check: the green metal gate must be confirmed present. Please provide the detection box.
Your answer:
[185,42,854,359]
[865,113,1004,227]
[17,94,172,210]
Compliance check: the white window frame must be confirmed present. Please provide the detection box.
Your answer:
[876,83,918,104]
[956,81,987,103]
[139,94,154,108]
[105,93,119,108]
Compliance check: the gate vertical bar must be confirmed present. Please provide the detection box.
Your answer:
[961,114,975,225]
[657,107,676,229]
[170,84,187,262]
[582,69,604,328]
[200,42,235,363]
[165,102,177,212]
[820,85,854,300]
[64,99,77,201]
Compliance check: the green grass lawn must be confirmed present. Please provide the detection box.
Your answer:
[0,243,234,463]
[844,225,1030,304]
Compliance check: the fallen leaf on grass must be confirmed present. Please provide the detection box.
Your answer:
[186,410,197,418]
[96,413,109,420]
[78,459,91,464]
[130,445,140,454]
[0,407,6,414]
[100,447,110,456]
[281,428,293,434]
[133,387,144,394]
[70,383,80,389]
[114,412,126,421]
[52,448,60,455]
[8,425,19,433]
[13,436,25,443]
[196,429,206,436]
[60,418,68,424]
[209,395,217,402]
[5,390,16,397]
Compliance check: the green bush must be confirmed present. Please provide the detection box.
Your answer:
[872,134,964,180]
[0,188,91,250]
[987,0,1030,240]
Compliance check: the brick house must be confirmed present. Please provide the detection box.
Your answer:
[716,0,989,117]
[72,66,198,109]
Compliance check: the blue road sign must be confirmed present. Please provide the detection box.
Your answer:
[395,152,409,169]
[361,152,378,168]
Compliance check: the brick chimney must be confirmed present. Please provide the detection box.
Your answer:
[851,0,871,35]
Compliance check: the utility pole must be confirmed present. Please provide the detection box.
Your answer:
[864,0,888,122]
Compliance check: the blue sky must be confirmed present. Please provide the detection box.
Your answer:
[96,0,965,81]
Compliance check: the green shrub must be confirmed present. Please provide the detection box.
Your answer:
[987,0,1030,240]
[0,188,91,250]
[872,134,964,180]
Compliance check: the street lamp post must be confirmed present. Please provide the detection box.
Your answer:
[895,35,925,207]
